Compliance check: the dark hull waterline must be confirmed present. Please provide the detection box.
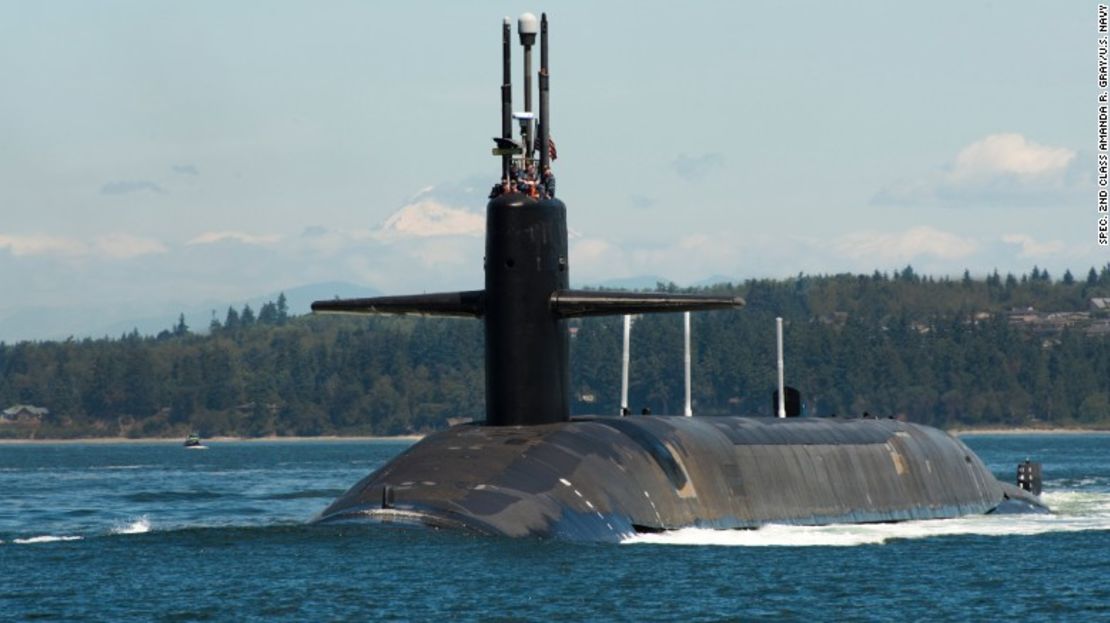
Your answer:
[315,416,1046,542]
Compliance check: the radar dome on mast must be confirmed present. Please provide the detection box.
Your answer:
[517,12,539,45]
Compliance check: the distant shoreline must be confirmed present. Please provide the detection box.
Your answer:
[0,434,426,445]
[2,426,1108,444]
[949,427,1108,436]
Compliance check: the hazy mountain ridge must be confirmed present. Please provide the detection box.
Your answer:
[0,281,376,343]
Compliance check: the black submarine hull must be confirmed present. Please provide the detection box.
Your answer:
[316,416,1046,542]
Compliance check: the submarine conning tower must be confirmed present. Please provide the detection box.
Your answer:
[311,13,744,426]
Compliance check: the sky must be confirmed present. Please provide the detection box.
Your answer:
[0,1,1099,340]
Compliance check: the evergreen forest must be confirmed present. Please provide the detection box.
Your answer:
[3,266,1110,439]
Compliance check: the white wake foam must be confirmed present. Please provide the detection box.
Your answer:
[111,516,152,535]
[623,490,1110,547]
[13,535,84,544]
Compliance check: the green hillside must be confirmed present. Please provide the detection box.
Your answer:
[3,265,1110,439]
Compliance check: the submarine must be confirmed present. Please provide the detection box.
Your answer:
[311,13,1047,542]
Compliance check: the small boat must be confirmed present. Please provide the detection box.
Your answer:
[183,433,208,450]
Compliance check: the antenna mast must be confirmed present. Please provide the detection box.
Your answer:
[518,13,538,166]
[620,314,631,414]
[684,312,692,416]
[776,317,786,418]
[500,18,512,181]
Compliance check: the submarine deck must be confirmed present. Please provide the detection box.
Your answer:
[317,416,1042,541]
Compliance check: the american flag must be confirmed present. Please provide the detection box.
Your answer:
[536,124,557,161]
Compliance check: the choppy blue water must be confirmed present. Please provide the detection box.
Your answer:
[1,434,1108,622]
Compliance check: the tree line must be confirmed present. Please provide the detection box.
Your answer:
[2,265,1110,438]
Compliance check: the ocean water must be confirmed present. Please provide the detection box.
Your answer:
[1,434,1108,622]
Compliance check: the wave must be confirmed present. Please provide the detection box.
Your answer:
[121,490,229,503]
[623,490,1110,547]
[12,535,84,544]
[5,519,316,546]
[111,516,152,535]
[258,488,347,501]
[6,518,153,544]
[1047,476,1110,490]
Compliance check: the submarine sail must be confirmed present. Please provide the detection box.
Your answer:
[311,13,1046,541]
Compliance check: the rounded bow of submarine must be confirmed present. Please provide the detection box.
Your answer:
[314,417,1044,541]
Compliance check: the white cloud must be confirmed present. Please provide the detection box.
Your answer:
[407,237,479,268]
[874,133,1081,207]
[952,133,1074,179]
[0,232,168,260]
[570,238,631,278]
[572,228,990,283]
[618,234,740,275]
[296,226,370,256]
[570,232,761,285]
[832,226,977,263]
[1000,233,1066,258]
[0,234,86,257]
[186,231,283,246]
[573,238,617,263]
[94,234,168,259]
